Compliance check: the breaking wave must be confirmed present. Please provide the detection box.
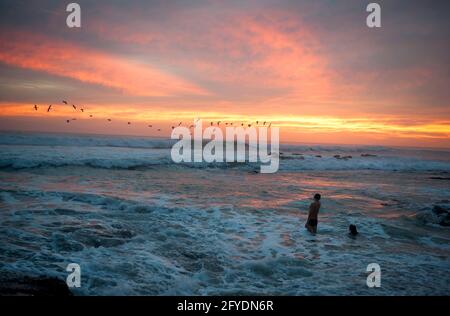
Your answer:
[0,132,449,172]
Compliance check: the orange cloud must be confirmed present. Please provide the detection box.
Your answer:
[88,11,334,99]
[0,30,208,97]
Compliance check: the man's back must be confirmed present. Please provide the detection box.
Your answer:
[309,200,321,219]
[305,193,321,234]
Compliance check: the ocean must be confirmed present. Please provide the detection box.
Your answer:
[0,131,449,295]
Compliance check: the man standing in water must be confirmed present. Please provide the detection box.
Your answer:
[305,193,321,234]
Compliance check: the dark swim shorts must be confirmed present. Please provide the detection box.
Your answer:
[307,219,318,227]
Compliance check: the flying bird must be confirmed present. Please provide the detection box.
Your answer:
[66,120,70,123]
[34,104,38,111]
[62,100,67,104]
[72,104,76,110]
[148,125,152,128]
[47,105,52,112]
[80,108,84,112]
[89,115,93,118]
[107,119,111,122]
[127,122,131,125]
[178,122,182,126]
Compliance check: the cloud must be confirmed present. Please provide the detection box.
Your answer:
[0,30,209,97]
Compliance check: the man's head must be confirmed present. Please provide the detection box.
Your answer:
[349,224,358,236]
[314,193,321,201]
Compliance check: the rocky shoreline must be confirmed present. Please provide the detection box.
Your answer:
[0,273,72,296]
[416,202,450,227]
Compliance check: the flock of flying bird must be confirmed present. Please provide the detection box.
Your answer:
[33,101,273,133]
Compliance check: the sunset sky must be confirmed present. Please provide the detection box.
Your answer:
[0,0,449,147]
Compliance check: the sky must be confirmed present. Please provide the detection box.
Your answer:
[0,0,449,147]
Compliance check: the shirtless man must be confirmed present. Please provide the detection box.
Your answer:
[305,193,321,234]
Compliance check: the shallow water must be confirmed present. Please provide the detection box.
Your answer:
[0,132,449,295]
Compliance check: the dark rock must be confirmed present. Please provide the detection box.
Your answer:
[0,273,73,296]
[416,204,450,227]
[432,205,447,215]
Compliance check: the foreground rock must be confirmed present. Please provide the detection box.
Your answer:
[416,202,450,227]
[0,273,73,296]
